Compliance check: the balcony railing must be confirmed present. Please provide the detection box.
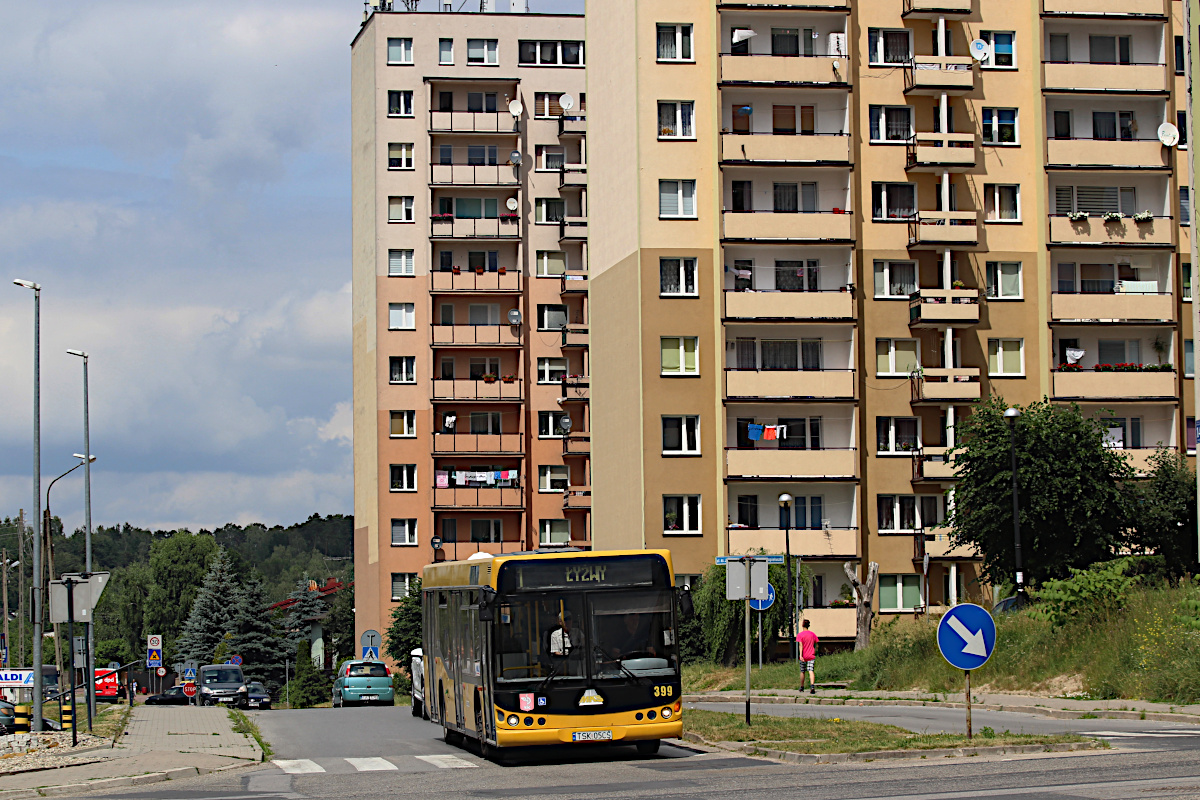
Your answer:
[720,132,851,164]
[429,110,517,134]
[431,378,524,402]
[722,210,854,242]
[561,326,588,348]
[915,530,978,560]
[912,446,958,481]
[906,132,977,171]
[1048,215,1173,246]
[432,432,525,454]
[725,447,858,479]
[912,367,982,402]
[432,486,524,509]
[719,53,848,86]
[559,165,587,188]
[563,487,592,510]
[1050,290,1175,322]
[1042,0,1165,14]
[563,431,591,456]
[1045,137,1169,169]
[437,537,528,560]
[1042,61,1168,93]
[558,115,587,136]
[430,270,522,293]
[724,289,856,321]
[905,56,975,95]
[725,368,857,400]
[430,324,522,346]
[1052,368,1177,400]
[558,217,588,241]
[429,164,520,185]
[908,288,981,327]
[907,211,979,248]
[560,270,588,294]
[430,217,521,240]
[560,376,590,402]
[727,527,859,559]
[903,0,971,15]
[797,606,857,638]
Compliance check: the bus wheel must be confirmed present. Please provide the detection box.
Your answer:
[475,705,492,760]
[636,739,661,756]
[440,696,458,745]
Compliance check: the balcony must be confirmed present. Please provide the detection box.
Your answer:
[432,432,525,455]
[912,368,982,403]
[563,487,592,510]
[908,289,981,327]
[563,431,591,456]
[1045,138,1169,169]
[560,376,589,402]
[920,531,978,559]
[558,217,588,242]
[1042,62,1168,94]
[725,368,857,400]
[904,56,975,95]
[907,211,979,249]
[430,324,522,347]
[1048,215,1173,247]
[719,54,847,86]
[906,133,977,172]
[559,166,587,188]
[430,218,521,240]
[1052,368,1177,399]
[1120,447,1169,476]
[429,164,519,186]
[1042,0,1166,15]
[432,486,524,509]
[725,447,858,479]
[438,537,529,560]
[1050,290,1175,322]
[429,111,517,134]
[558,115,587,137]
[560,271,588,294]
[430,270,521,293]
[724,290,855,321]
[720,133,851,165]
[727,527,859,559]
[903,0,972,16]
[912,446,958,481]
[431,378,524,402]
[798,607,857,638]
[718,0,849,8]
[561,326,588,348]
[722,210,854,243]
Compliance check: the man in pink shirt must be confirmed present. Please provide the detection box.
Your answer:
[796,619,819,695]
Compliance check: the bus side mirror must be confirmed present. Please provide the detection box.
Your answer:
[677,585,695,618]
[479,587,497,621]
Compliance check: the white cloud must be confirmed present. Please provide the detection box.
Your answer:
[317,401,353,446]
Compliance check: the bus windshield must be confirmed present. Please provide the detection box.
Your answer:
[590,590,676,678]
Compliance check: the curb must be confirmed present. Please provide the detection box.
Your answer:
[0,760,249,798]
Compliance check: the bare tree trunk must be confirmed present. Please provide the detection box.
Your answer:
[844,561,880,651]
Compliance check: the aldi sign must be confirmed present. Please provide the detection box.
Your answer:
[0,670,35,689]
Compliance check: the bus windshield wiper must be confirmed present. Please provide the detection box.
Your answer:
[536,656,566,694]
[594,646,648,684]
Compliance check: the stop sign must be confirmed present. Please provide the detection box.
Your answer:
[182,684,197,698]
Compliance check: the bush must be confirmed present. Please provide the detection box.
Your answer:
[1030,558,1137,629]
[392,670,412,696]
[692,558,811,665]
[289,640,331,708]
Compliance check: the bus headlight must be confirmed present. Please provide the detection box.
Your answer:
[507,714,519,727]
[661,707,672,719]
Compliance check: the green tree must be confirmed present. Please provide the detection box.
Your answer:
[947,397,1134,585]
[1130,447,1198,578]
[144,531,219,659]
[283,575,329,650]
[290,639,331,708]
[175,548,239,664]
[324,581,356,667]
[228,574,289,690]
[692,560,810,665]
[384,579,422,665]
[93,562,153,664]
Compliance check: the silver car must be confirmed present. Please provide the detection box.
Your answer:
[410,648,427,719]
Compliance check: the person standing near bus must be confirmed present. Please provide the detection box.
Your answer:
[796,619,819,695]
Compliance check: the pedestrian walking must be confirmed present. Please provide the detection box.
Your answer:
[796,619,819,695]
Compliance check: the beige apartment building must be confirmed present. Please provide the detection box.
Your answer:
[351,9,589,645]
[588,0,1195,641]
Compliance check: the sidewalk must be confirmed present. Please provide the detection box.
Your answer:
[0,705,260,797]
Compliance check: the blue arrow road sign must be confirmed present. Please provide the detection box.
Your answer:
[749,583,776,612]
[937,603,996,671]
[146,648,162,667]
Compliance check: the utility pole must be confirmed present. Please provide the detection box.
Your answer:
[1186,0,1200,569]
[2,548,8,667]
[17,510,25,669]
[44,510,62,685]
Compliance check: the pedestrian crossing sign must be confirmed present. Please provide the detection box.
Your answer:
[147,648,162,667]
[183,667,196,682]
[361,646,379,661]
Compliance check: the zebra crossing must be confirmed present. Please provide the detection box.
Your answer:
[272,754,480,774]
[1080,729,1200,749]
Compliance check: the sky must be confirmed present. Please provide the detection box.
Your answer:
[0,0,583,534]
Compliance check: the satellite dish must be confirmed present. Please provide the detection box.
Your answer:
[558,416,573,433]
[968,39,992,62]
[506,197,518,211]
[508,99,523,117]
[731,28,757,44]
[509,150,522,165]
[559,93,575,111]
[507,308,522,325]
[1158,122,1180,147]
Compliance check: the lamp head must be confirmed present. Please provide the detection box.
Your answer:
[778,492,792,506]
[73,453,97,463]
[13,279,40,291]
[66,349,88,359]
[1004,408,1021,419]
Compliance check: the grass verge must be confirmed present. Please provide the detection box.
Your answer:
[92,704,131,741]
[227,708,273,760]
[683,709,1089,755]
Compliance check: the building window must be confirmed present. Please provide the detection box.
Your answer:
[468,519,500,543]
[537,304,568,331]
[390,518,417,547]
[532,92,569,118]
[879,574,922,612]
[867,29,912,65]
[519,40,583,66]
[388,143,414,170]
[876,417,920,454]
[980,31,1015,68]
[388,196,414,223]
[388,249,414,277]
[659,180,697,218]
[535,145,565,171]
[658,101,695,139]
[389,356,415,384]
[1190,417,1197,454]
[539,465,570,492]
[660,258,697,296]
[663,495,701,534]
[868,106,912,143]
[387,38,413,65]
[657,24,694,62]
[661,336,699,375]
[467,39,498,65]
[988,338,1024,376]
[985,184,1020,222]
[390,464,417,492]
[387,90,413,117]
[387,303,415,330]
[986,261,1022,298]
[540,519,571,545]
[875,338,920,376]
[390,410,416,438]
[981,108,1018,144]
[1184,264,1192,301]
[1179,111,1189,147]
[537,357,567,383]
[1176,36,1185,74]
[539,410,570,438]
[877,495,918,531]
[1182,187,1191,225]
[439,38,453,65]
[1055,185,1137,216]
[662,415,700,455]
[535,198,566,224]
[390,572,417,600]
[536,250,567,277]
[873,260,917,298]
[871,182,916,220]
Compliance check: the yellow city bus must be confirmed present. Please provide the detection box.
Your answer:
[421,549,686,758]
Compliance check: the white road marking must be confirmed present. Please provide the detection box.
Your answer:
[415,754,478,769]
[345,757,399,771]
[272,759,326,774]
[1081,730,1199,738]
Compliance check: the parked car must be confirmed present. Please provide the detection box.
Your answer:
[198,664,248,708]
[332,660,394,707]
[145,685,190,705]
[410,648,426,719]
[246,682,272,710]
[0,700,15,733]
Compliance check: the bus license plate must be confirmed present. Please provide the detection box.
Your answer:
[572,730,612,742]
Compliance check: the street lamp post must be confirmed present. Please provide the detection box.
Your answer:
[13,279,43,732]
[1004,408,1025,604]
[45,455,95,719]
[778,493,796,661]
[66,349,95,725]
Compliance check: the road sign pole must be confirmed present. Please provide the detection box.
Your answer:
[65,578,77,747]
[744,594,751,726]
[965,670,972,740]
[757,612,762,670]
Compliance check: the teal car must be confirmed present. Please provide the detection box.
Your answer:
[333,660,395,707]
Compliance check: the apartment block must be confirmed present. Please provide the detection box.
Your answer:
[589,0,1192,642]
[351,10,588,644]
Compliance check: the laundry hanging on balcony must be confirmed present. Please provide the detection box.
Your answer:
[436,470,450,489]
[746,424,788,442]
[447,469,519,488]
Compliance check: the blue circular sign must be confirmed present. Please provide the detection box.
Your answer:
[749,583,776,612]
[231,655,243,666]
[936,603,996,671]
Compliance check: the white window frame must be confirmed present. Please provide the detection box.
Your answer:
[980,31,1016,69]
[873,260,918,299]
[867,28,913,66]
[662,415,701,455]
[439,38,454,65]
[390,518,417,547]
[535,198,566,224]
[876,416,922,455]
[390,356,416,384]
[872,182,916,221]
[985,261,1023,299]
[390,464,417,492]
[661,336,699,376]
[535,145,565,172]
[387,38,413,66]
[877,338,921,376]
[467,38,498,65]
[660,257,698,297]
[388,90,413,117]
[1186,339,1194,377]
[663,495,702,535]
[537,357,568,384]
[469,519,502,544]
[388,249,414,277]
[539,410,570,438]
[539,519,571,546]
[390,572,417,601]
[657,101,696,140]
[657,24,694,63]
[390,410,416,438]
[988,338,1025,377]
[879,574,923,612]
[868,105,913,143]
[981,108,1019,145]
[388,142,414,170]
[536,250,568,277]
[985,183,1021,222]
[877,494,943,532]
[388,196,414,223]
[659,179,697,219]
[388,302,415,330]
[539,465,570,492]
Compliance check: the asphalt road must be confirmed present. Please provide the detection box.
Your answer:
[78,702,1200,800]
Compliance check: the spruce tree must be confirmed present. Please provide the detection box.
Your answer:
[229,574,288,690]
[290,639,331,709]
[283,575,329,650]
[175,548,238,664]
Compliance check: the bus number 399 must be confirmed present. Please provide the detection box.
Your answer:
[653,685,674,698]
